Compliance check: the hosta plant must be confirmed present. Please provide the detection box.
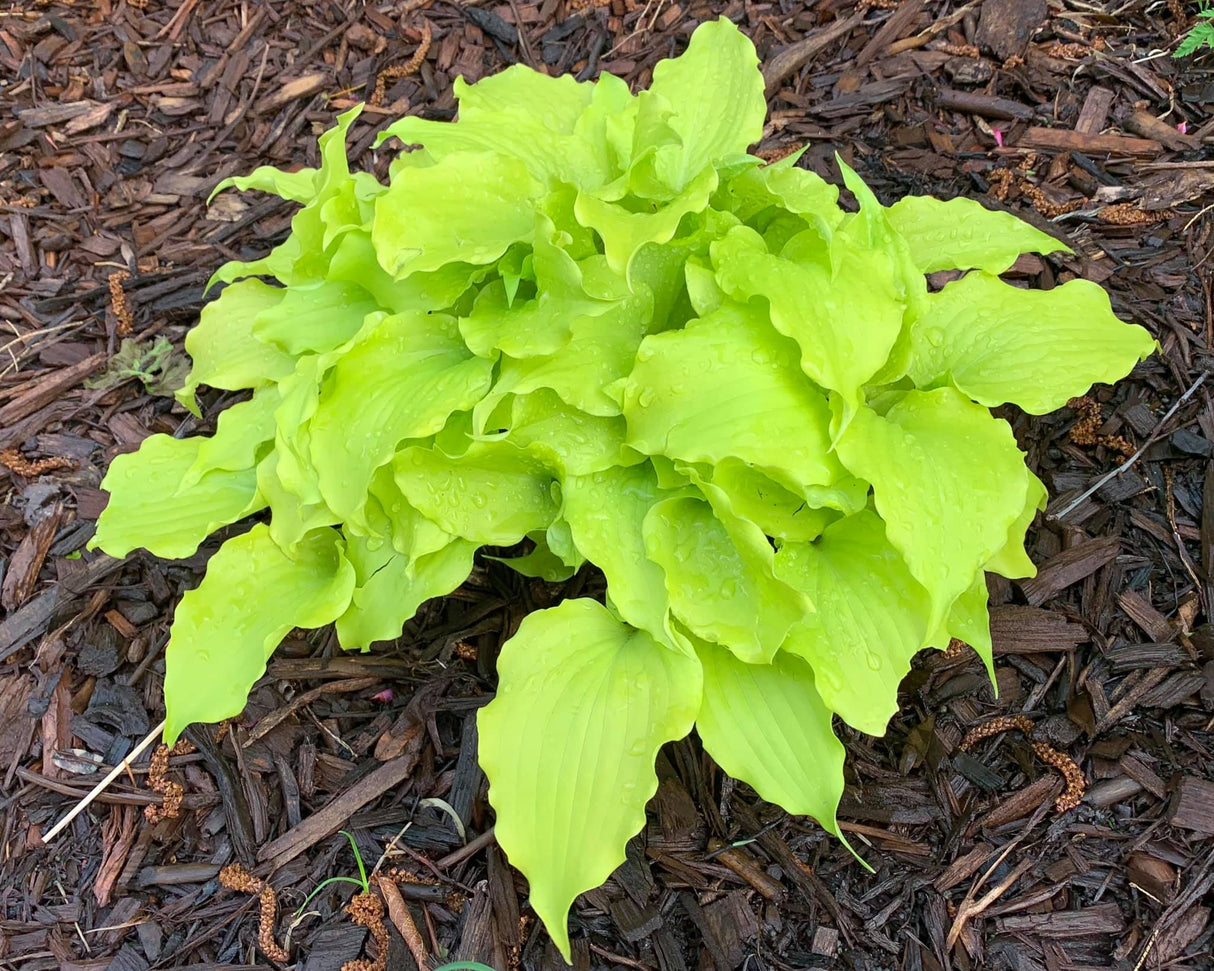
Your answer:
[91,18,1154,960]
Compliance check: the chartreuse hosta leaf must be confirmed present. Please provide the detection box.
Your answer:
[561,464,674,646]
[712,225,904,414]
[336,521,476,652]
[835,387,1028,632]
[176,278,294,415]
[694,639,847,841]
[629,16,766,196]
[373,152,542,278]
[643,493,810,663]
[477,599,702,962]
[622,302,845,496]
[92,16,1157,962]
[92,435,262,560]
[308,311,493,531]
[163,525,355,743]
[886,195,1069,274]
[776,510,932,736]
[908,272,1157,414]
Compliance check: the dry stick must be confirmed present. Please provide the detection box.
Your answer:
[42,719,165,843]
[1051,370,1209,521]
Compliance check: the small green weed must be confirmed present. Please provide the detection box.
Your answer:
[86,336,189,397]
[432,964,496,971]
[1175,2,1214,57]
[295,830,369,913]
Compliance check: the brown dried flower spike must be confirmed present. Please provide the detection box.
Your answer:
[219,863,290,963]
[960,714,1086,812]
[108,270,134,337]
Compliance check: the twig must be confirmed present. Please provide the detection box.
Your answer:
[41,719,165,843]
[1050,370,1208,521]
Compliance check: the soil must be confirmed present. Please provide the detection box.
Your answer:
[2,1,1214,970]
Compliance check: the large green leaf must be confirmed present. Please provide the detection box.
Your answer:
[492,390,630,478]
[392,441,558,545]
[712,226,904,413]
[775,510,932,736]
[694,639,848,838]
[373,152,542,277]
[379,69,604,188]
[574,166,717,278]
[699,459,837,542]
[253,279,379,356]
[834,387,1027,631]
[177,279,295,415]
[308,312,493,530]
[335,539,476,651]
[91,435,263,560]
[208,105,362,208]
[210,163,317,205]
[929,571,996,683]
[643,493,810,663]
[477,599,702,962]
[622,302,845,496]
[163,525,355,743]
[561,463,673,645]
[908,272,1157,414]
[629,17,765,195]
[886,195,1069,274]
[482,285,652,418]
[717,155,842,232]
[986,468,1046,580]
[183,389,280,488]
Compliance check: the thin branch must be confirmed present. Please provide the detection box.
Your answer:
[41,719,165,844]
[1050,370,1208,521]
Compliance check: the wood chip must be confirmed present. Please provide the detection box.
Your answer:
[1017,127,1162,157]
[1169,777,1214,835]
[1019,536,1120,606]
[257,754,420,867]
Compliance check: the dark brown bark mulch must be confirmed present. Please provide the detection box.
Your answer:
[2,1,1214,969]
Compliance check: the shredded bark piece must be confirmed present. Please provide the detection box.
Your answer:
[108,270,134,336]
[755,143,805,164]
[143,744,184,823]
[960,715,1087,811]
[341,892,390,971]
[0,448,75,477]
[219,864,290,963]
[1001,54,1025,69]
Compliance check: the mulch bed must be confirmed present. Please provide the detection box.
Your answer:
[2,1,1213,969]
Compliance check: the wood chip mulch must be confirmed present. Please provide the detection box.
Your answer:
[2,1,1214,969]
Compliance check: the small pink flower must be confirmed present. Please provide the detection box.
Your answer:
[1178,121,1189,134]
[992,128,1004,148]
[371,688,394,703]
